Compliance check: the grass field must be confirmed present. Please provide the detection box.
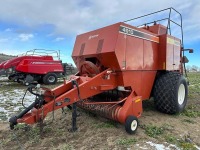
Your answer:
[0,72,199,150]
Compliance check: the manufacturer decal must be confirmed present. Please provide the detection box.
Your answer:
[89,34,99,40]
[31,62,58,64]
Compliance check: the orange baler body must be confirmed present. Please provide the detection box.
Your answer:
[11,20,183,129]
[72,22,181,100]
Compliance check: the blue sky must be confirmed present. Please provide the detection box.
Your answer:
[0,0,199,67]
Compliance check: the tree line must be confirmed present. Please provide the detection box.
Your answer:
[186,65,200,72]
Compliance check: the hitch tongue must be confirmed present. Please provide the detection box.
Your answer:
[9,101,36,130]
[9,116,18,130]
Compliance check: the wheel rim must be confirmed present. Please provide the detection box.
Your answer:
[48,76,55,83]
[25,82,29,86]
[178,83,185,105]
[131,120,137,131]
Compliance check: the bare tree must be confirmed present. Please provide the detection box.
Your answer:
[191,65,199,72]
[186,65,191,72]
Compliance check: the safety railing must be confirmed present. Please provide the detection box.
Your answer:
[19,49,61,60]
[124,7,184,47]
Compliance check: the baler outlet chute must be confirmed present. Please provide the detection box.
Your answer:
[10,7,191,134]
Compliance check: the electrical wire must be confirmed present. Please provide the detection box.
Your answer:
[71,80,82,101]
[21,89,28,109]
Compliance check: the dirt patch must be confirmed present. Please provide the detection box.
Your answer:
[0,73,200,150]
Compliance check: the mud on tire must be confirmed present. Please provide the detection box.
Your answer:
[153,71,188,114]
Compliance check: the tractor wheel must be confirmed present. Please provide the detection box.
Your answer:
[43,73,57,85]
[24,82,30,86]
[8,74,14,80]
[125,116,138,134]
[153,71,188,114]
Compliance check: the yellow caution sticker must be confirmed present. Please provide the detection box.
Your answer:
[167,37,180,46]
[135,99,141,103]
[163,62,165,69]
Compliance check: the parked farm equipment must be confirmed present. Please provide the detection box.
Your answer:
[0,49,70,85]
[0,60,10,76]
[9,8,193,134]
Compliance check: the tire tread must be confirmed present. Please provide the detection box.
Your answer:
[153,71,186,114]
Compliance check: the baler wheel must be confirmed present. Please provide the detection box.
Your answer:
[8,74,14,80]
[8,76,12,80]
[125,116,138,134]
[153,71,188,114]
[24,82,30,86]
[43,73,57,85]
[38,76,44,84]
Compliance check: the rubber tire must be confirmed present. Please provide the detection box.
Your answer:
[24,82,30,86]
[8,76,12,80]
[153,71,188,114]
[8,74,14,80]
[37,77,44,84]
[43,73,57,85]
[125,116,139,134]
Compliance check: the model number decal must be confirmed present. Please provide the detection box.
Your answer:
[121,26,134,35]
[119,25,159,43]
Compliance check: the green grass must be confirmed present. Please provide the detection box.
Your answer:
[141,124,165,138]
[94,121,116,128]
[60,144,74,150]
[13,124,40,144]
[116,138,137,145]
[14,123,29,130]
[0,111,7,121]
[164,134,177,143]
[43,126,53,133]
[182,119,196,124]
[187,72,200,84]
[179,142,197,150]
[164,134,197,150]
[181,105,200,118]
[26,127,41,144]
[188,72,200,94]
[189,85,200,94]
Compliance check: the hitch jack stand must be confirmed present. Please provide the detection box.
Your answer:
[69,103,78,132]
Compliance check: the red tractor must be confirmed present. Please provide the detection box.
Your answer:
[1,49,65,85]
[10,8,192,134]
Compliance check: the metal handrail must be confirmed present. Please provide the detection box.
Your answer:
[124,7,184,48]
[25,49,61,60]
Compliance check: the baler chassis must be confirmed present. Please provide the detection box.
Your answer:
[9,7,192,134]
[10,68,142,134]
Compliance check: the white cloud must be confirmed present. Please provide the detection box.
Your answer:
[0,38,9,43]
[46,33,54,37]
[4,28,12,32]
[54,37,65,42]
[0,0,199,41]
[18,33,34,41]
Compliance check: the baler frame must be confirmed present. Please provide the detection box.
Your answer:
[9,7,191,135]
[9,68,142,133]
